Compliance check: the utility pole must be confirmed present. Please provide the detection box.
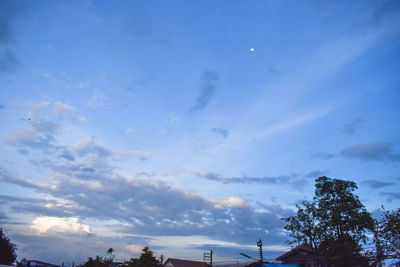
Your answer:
[204,250,213,267]
[257,239,263,263]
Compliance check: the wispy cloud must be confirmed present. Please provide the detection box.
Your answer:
[341,142,400,162]
[4,119,58,152]
[193,170,293,185]
[27,101,49,119]
[191,70,219,112]
[53,102,86,122]
[0,0,26,73]
[72,137,113,158]
[343,117,363,135]
[212,127,228,138]
[0,49,19,73]
[311,142,400,162]
[369,0,400,26]
[4,102,87,155]
[303,170,329,179]
[361,179,396,189]
[0,174,48,191]
[379,192,400,202]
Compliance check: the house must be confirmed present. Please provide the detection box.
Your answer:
[163,258,210,267]
[276,246,327,267]
[276,246,369,267]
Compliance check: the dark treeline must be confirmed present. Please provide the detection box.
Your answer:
[82,247,161,267]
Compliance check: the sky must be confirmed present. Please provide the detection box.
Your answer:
[0,0,400,265]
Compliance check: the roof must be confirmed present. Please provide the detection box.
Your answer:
[163,258,210,267]
[27,260,61,267]
[276,245,313,261]
[245,262,301,267]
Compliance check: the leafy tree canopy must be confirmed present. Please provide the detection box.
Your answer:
[284,176,374,266]
[0,228,17,265]
[374,208,400,260]
[124,247,160,267]
[82,256,109,267]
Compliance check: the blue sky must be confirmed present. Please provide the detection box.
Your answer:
[0,0,400,264]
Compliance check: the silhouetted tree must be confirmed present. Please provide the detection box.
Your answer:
[0,228,17,265]
[124,247,160,267]
[106,248,114,262]
[284,177,374,266]
[284,200,322,266]
[82,256,108,267]
[374,208,400,261]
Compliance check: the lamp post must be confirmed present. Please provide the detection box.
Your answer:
[257,239,263,263]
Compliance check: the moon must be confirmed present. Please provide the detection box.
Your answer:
[250,47,255,52]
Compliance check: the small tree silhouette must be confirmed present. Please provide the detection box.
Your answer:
[0,228,17,265]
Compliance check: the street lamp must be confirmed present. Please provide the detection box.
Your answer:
[257,239,263,263]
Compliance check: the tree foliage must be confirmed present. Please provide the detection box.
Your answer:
[374,208,400,260]
[284,200,322,266]
[284,176,374,266]
[82,256,109,267]
[0,228,17,265]
[107,248,114,262]
[124,247,160,267]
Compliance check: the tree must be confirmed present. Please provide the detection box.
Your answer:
[106,248,114,263]
[315,176,374,264]
[374,208,400,261]
[0,228,17,265]
[284,200,322,266]
[124,247,160,267]
[284,177,374,266]
[82,256,108,267]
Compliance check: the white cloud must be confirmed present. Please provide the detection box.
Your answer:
[27,101,49,119]
[125,244,143,255]
[72,137,112,157]
[4,120,57,150]
[31,216,92,235]
[214,197,247,209]
[53,102,75,117]
[53,101,86,122]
